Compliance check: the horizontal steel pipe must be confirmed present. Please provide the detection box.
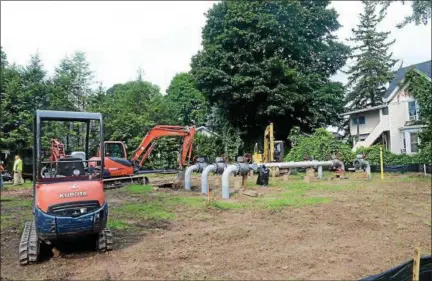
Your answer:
[261,159,344,169]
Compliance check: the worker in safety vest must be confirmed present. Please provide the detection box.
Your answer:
[13,155,24,185]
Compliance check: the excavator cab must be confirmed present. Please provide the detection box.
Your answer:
[274,141,285,162]
[104,141,127,159]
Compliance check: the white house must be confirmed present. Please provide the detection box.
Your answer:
[342,60,431,155]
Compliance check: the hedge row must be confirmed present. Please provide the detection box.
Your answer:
[285,128,431,166]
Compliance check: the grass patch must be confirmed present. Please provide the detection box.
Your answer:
[1,215,15,230]
[1,198,33,208]
[108,219,129,230]
[1,212,33,231]
[114,202,175,220]
[265,197,331,210]
[168,196,207,208]
[3,182,33,189]
[125,184,153,194]
[210,201,245,210]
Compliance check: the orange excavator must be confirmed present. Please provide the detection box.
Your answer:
[88,125,196,187]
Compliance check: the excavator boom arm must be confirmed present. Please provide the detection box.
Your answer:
[50,138,66,162]
[132,125,195,169]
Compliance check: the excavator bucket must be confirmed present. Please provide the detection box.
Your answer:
[172,170,185,189]
[150,170,185,189]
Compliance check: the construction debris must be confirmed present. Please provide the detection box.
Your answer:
[242,190,259,197]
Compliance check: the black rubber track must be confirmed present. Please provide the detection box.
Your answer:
[97,228,113,252]
[19,221,40,266]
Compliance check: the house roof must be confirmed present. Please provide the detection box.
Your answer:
[383,60,432,100]
[340,104,387,116]
[196,126,220,137]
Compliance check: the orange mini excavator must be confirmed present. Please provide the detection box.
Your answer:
[89,125,196,181]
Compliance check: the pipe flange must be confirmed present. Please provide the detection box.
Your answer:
[214,162,227,175]
[237,163,250,175]
[196,162,209,173]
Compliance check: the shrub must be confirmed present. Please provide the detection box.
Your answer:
[356,145,428,166]
[285,128,354,163]
[192,134,224,162]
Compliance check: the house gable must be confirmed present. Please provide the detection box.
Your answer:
[383,60,431,103]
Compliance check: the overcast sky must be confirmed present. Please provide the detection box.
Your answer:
[1,1,431,93]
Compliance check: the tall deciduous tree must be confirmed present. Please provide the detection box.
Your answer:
[165,72,207,126]
[345,1,398,110]
[190,0,350,143]
[91,79,174,150]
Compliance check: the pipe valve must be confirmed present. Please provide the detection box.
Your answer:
[214,157,227,175]
[195,157,209,173]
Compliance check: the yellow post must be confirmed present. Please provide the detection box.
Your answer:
[380,146,384,180]
[413,247,421,281]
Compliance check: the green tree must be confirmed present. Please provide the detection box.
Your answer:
[345,1,398,110]
[165,72,207,126]
[22,53,48,111]
[206,106,244,161]
[374,0,431,28]
[51,51,93,111]
[190,0,350,144]
[403,68,432,163]
[1,51,51,154]
[0,50,28,153]
[90,79,175,152]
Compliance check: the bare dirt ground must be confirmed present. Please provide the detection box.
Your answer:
[1,172,431,280]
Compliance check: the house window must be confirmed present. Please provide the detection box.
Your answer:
[410,132,419,153]
[352,116,366,125]
[382,107,389,115]
[408,101,419,120]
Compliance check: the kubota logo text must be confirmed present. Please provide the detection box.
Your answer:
[59,191,88,199]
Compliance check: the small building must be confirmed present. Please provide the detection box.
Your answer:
[195,126,220,138]
[341,60,431,154]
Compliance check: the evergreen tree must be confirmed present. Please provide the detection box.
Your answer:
[22,53,48,111]
[345,1,398,110]
[374,0,431,28]
[52,51,93,111]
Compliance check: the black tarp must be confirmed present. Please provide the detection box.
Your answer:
[256,165,269,186]
[370,164,431,173]
[360,255,432,281]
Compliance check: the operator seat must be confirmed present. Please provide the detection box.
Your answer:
[57,157,85,176]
